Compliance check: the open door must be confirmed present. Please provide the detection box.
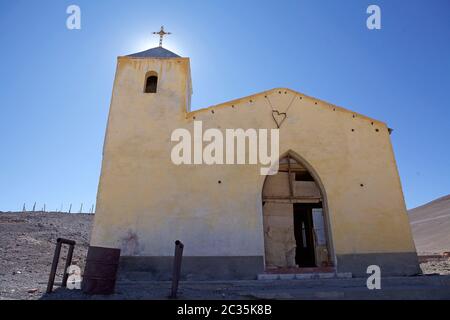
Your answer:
[262,153,333,270]
[293,204,316,267]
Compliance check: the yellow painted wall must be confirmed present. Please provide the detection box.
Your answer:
[90,55,417,262]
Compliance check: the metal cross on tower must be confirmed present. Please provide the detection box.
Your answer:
[153,26,171,47]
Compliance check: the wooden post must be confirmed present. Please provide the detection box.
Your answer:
[170,240,184,299]
[287,153,294,199]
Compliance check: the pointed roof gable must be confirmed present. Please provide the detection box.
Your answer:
[127,46,181,58]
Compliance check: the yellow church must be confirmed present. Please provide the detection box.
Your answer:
[88,32,420,281]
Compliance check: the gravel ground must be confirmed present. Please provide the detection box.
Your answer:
[0,212,92,300]
[0,212,449,300]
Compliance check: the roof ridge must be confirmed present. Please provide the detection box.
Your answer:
[187,87,385,124]
[127,46,181,58]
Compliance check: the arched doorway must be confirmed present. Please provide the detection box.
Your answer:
[262,152,333,271]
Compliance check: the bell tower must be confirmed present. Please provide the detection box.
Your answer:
[91,30,192,248]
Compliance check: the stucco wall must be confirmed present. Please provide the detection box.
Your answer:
[90,56,418,275]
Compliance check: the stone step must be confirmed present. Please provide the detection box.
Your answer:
[257,272,352,280]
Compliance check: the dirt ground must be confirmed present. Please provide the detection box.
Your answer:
[0,212,92,300]
[0,212,449,300]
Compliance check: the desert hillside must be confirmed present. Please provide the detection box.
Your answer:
[409,195,450,255]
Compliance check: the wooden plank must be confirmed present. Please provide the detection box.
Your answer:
[287,154,294,198]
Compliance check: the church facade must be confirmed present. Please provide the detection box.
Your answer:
[89,44,420,280]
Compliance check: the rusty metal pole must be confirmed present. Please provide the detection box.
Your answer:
[170,240,184,299]
[62,243,75,287]
[47,238,77,293]
[46,241,62,293]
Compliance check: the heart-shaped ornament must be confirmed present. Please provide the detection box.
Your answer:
[272,110,287,128]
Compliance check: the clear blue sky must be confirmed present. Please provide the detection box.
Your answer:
[0,0,449,211]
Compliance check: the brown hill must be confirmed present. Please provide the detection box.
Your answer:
[409,195,450,255]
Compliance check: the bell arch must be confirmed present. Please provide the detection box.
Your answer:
[144,71,158,93]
